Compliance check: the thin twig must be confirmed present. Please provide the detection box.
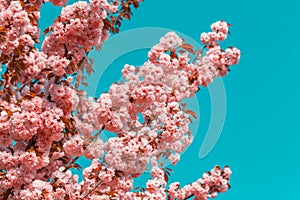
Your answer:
[63,156,80,173]
[25,135,37,151]
[81,180,103,199]
[192,47,205,64]
[3,188,12,200]
[94,125,105,138]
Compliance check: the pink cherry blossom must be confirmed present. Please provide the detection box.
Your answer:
[0,0,240,198]
[63,134,84,157]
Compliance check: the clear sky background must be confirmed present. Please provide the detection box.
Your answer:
[40,0,300,199]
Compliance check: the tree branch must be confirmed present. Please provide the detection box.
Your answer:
[81,180,103,198]
[3,188,12,200]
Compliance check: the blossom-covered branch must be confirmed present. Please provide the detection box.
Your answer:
[0,0,240,199]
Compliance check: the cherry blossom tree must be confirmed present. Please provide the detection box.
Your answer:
[0,0,240,199]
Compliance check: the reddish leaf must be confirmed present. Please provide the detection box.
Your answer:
[82,81,88,87]
[115,20,121,27]
[35,148,44,156]
[164,172,169,182]
[178,49,185,54]
[133,1,139,8]
[54,16,61,23]
[107,191,115,196]
[185,109,197,119]
[88,174,97,179]
[181,43,195,54]
[72,163,82,170]
[42,26,52,36]
[19,0,26,9]
[27,6,39,13]
[0,26,6,32]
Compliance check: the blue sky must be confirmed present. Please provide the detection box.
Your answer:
[40,0,300,199]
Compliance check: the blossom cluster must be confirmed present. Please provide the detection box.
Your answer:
[0,0,240,199]
[42,0,119,64]
[0,0,39,55]
[168,166,232,200]
[65,22,238,198]
[1,0,143,91]
[95,27,240,175]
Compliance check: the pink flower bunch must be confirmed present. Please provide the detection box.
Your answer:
[168,166,232,200]
[46,81,79,117]
[104,135,153,173]
[83,138,104,159]
[10,96,65,145]
[74,26,239,180]
[42,0,119,64]
[73,91,102,136]
[198,21,241,77]
[200,20,229,45]
[0,0,38,55]
[0,0,240,198]
[67,22,238,198]
[80,159,135,199]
